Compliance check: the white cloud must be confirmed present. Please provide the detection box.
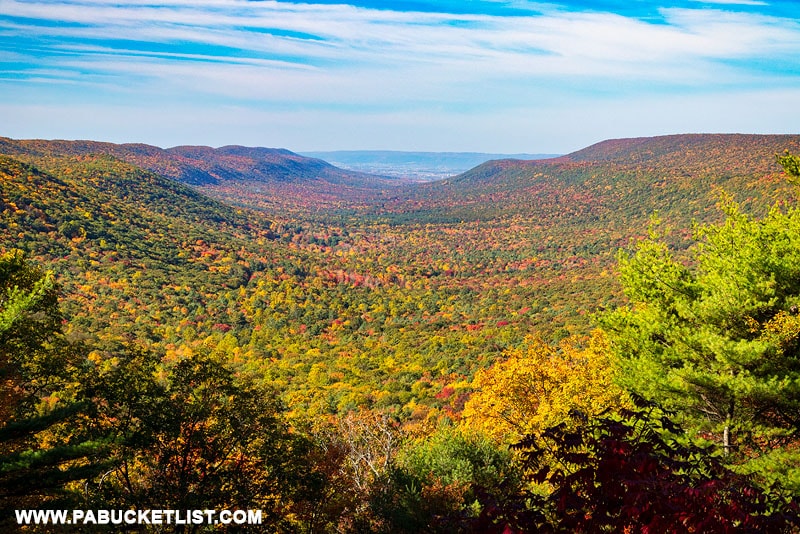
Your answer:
[7,2,794,91]
[690,0,767,5]
[2,0,800,150]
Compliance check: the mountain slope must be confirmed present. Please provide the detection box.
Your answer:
[375,134,800,225]
[163,144,394,186]
[5,132,800,423]
[0,136,393,187]
[0,141,553,420]
[0,152,283,341]
[339,134,800,341]
[0,136,410,217]
[561,133,794,167]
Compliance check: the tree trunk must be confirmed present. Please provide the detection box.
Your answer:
[723,398,734,455]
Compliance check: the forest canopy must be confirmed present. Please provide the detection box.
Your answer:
[2,137,800,531]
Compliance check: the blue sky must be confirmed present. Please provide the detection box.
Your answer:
[1,0,799,153]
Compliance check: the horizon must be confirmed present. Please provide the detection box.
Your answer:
[2,0,800,154]
[4,131,794,157]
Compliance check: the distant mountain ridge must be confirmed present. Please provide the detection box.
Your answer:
[448,133,800,187]
[559,133,800,169]
[372,133,800,227]
[4,133,800,221]
[0,137,392,188]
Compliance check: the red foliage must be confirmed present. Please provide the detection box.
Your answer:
[483,396,800,533]
[435,386,454,400]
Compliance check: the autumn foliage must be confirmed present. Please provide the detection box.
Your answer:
[462,330,627,443]
[488,396,800,533]
[3,136,800,531]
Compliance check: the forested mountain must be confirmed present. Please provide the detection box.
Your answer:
[0,136,394,187]
[379,134,800,222]
[0,136,408,218]
[3,134,800,531]
[4,133,798,357]
[4,133,798,347]
[562,133,797,166]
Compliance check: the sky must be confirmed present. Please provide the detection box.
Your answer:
[1,0,799,153]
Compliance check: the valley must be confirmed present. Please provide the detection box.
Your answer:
[3,133,800,531]
[299,150,560,181]
[3,134,799,417]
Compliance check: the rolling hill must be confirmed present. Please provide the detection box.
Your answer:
[4,132,800,529]
[0,136,409,217]
[373,134,800,224]
[3,132,800,421]
[0,136,396,187]
[0,151,288,342]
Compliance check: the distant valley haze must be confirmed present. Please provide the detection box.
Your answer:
[300,151,562,181]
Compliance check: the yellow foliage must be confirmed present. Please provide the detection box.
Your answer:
[461,330,627,444]
[763,311,800,343]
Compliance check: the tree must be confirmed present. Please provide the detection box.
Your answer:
[778,150,800,185]
[381,425,516,533]
[0,249,61,418]
[487,396,800,533]
[88,349,320,531]
[0,251,329,530]
[0,250,108,519]
[461,331,627,444]
[599,154,800,484]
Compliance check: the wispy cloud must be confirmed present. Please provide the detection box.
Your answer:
[691,0,767,6]
[1,0,799,150]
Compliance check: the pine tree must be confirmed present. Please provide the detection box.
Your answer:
[0,250,109,519]
[600,154,800,489]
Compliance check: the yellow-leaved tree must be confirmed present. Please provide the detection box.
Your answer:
[461,330,627,444]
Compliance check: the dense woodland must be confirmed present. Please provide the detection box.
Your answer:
[3,134,800,531]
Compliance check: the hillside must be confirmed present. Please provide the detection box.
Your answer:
[0,143,541,421]
[0,152,261,253]
[0,136,388,186]
[0,153,288,341]
[5,134,800,530]
[0,136,415,217]
[290,134,800,355]
[561,133,795,168]
[370,134,800,223]
[4,133,800,421]
[162,144,394,187]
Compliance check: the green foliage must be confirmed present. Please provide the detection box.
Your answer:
[339,425,517,533]
[0,248,63,417]
[601,194,800,488]
[397,425,513,491]
[778,150,800,183]
[81,348,316,528]
[0,250,61,369]
[0,251,110,522]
